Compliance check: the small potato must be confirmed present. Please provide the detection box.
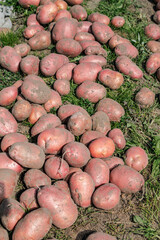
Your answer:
[75,32,95,41]
[103,156,124,170]
[56,38,82,57]
[116,56,143,79]
[88,12,110,25]
[20,188,39,210]
[44,89,62,112]
[79,40,101,50]
[28,104,47,124]
[76,81,106,103]
[29,31,51,50]
[24,169,51,188]
[0,85,18,106]
[14,43,30,57]
[56,63,76,81]
[92,22,114,44]
[115,43,138,58]
[0,46,21,73]
[135,87,155,108]
[98,68,124,90]
[92,111,111,135]
[125,146,148,171]
[70,5,87,21]
[77,21,92,33]
[54,9,71,21]
[0,152,23,173]
[153,11,160,24]
[108,128,126,149]
[110,165,145,193]
[9,142,45,169]
[85,46,107,58]
[80,130,105,146]
[111,16,125,27]
[146,52,160,74]
[86,232,117,240]
[96,98,125,122]
[79,55,107,67]
[53,79,70,95]
[19,0,40,8]
[109,34,130,49]
[0,225,9,240]
[145,24,160,40]
[12,99,32,121]
[54,0,68,10]
[27,14,40,26]
[36,2,58,24]
[65,0,83,5]
[20,55,40,75]
[147,40,160,53]
[23,25,44,39]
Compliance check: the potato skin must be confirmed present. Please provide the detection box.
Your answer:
[53,79,70,95]
[110,165,145,193]
[147,40,160,53]
[44,89,62,112]
[0,152,23,173]
[146,53,160,74]
[12,208,52,240]
[77,21,92,33]
[70,5,87,21]
[23,25,44,39]
[55,9,71,21]
[92,22,114,43]
[36,2,58,25]
[135,87,155,108]
[103,156,124,170]
[111,16,125,28]
[20,188,39,210]
[92,111,111,135]
[88,12,110,25]
[0,225,9,240]
[0,85,18,106]
[145,23,160,40]
[56,38,82,57]
[65,0,83,5]
[12,99,32,121]
[108,128,126,149]
[24,169,51,188]
[19,0,40,8]
[29,31,51,50]
[80,130,105,145]
[115,43,138,58]
[86,232,117,240]
[20,55,40,75]
[56,63,76,80]
[109,34,130,49]
[79,40,101,50]
[27,14,40,26]
[14,43,30,57]
[85,46,107,57]
[75,32,95,41]
[79,55,107,67]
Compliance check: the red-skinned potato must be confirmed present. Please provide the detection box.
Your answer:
[54,180,71,196]
[44,156,69,179]
[37,127,74,154]
[75,32,95,41]
[0,85,18,106]
[36,2,58,24]
[103,156,124,170]
[20,55,40,75]
[37,185,78,229]
[96,98,125,122]
[147,40,160,53]
[86,232,117,240]
[0,169,18,203]
[115,43,138,58]
[116,56,143,79]
[79,55,107,67]
[69,171,95,208]
[84,158,110,187]
[76,81,106,103]
[77,21,92,33]
[56,63,76,81]
[65,167,82,182]
[54,9,71,21]
[73,62,102,84]
[153,10,160,24]
[145,23,160,40]
[62,141,91,168]
[54,0,68,10]
[27,14,40,26]
[56,38,82,57]
[92,183,121,210]
[19,0,40,8]
[14,43,30,57]
[65,0,83,5]
[20,188,39,210]
[0,107,18,137]
[146,52,160,74]
[31,113,61,137]
[44,89,62,112]
[80,130,105,146]
[0,46,21,73]
[157,67,160,81]
[28,104,47,124]
[9,142,45,169]
[98,68,124,90]
[92,22,114,43]
[79,40,101,50]
[23,25,44,39]
[88,12,110,25]
[85,46,107,57]
[125,146,148,171]
[53,79,70,95]
[70,5,87,21]
[24,169,51,188]
[92,111,111,135]
[110,165,145,193]
[135,87,155,108]
[29,31,51,50]
[108,128,126,149]
[12,208,52,240]
[109,34,130,49]
[12,99,32,121]
[0,198,25,231]
[13,79,23,89]
[111,16,125,27]
[0,152,23,173]
[0,225,9,240]
[156,1,160,10]
[89,136,115,158]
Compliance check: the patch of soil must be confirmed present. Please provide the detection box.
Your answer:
[85,0,101,11]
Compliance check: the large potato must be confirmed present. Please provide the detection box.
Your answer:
[75,32,95,41]
[92,22,114,43]
[56,38,82,57]
[53,79,70,95]
[109,34,130,49]
[29,31,51,50]
[36,2,58,24]
[55,9,71,21]
[145,23,160,40]
[147,40,160,53]
[27,14,40,26]
[92,111,111,135]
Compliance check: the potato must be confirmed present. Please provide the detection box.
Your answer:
[0,198,25,231]
[65,0,83,5]
[28,104,47,124]
[135,87,155,108]
[103,156,124,170]
[56,63,76,80]
[157,67,160,81]
[89,136,115,158]
[0,46,21,73]
[77,21,92,33]
[67,111,92,136]
[79,55,107,67]
[0,169,18,203]
[115,56,143,79]
[79,40,101,50]
[27,14,40,26]
[14,43,30,57]
[1,133,27,152]
[19,0,40,8]
[36,2,58,24]
[84,158,109,187]
[23,25,44,39]
[37,127,75,154]
[85,46,107,57]
[96,98,125,122]
[69,171,95,208]
[0,85,18,106]
[37,185,78,228]
[145,24,160,40]
[31,113,61,137]
[65,167,83,182]
[54,180,70,196]
[86,232,117,240]
[40,53,69,76]
[125,146,148,171]
[153,10,160,24]
[9,142,45,169]
[75,32,95,41]
[20,188,39,210]
[56,38,82,57]
[54,0,68,10]
[111,16,125,27]
[0,107,18,137]
[147,40,160,53]
[12,99,32,121]
[44,156,69,179]
[21,75,51,104]
[29,31,51,50]
[0,152,23,173]
[53,79,70,95]
[62,141,90,167]
[88,12,110,25]
[92,111,111,135]
[20,55,40,75]
[109,34,130,49]
[0,225,9,240]
[80,130,105,145]
[108,128,126,149]
[54,9,71,21]
[44,89,62,112]
[73,62,102,84]
[12,208,52,240]
[156,1,160,10]
[24,169,51,188]
[13,79,23,89]
[70,5,87,20]
[115,43,138,58]
[92,22,114,43]
[146,52,160,74]
[52,18,77,42]
[76,81,106,103]
[98,68,124,90]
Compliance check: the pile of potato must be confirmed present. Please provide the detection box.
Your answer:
[0,0,156,239]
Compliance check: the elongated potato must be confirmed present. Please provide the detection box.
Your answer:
[92,22,114,43]
[79,55,107,67]
[14,43,30,57]
[147,40,160,53]
[92,111,111,135]
[99,69,124,90]
[0,85,18,106]
[24,169,51,188]
[146,52,160,74]
[80,130,105,145]
[0,152,23,173]
[109,34,130,49]
[115,43,138,58]
[145,23,160,40]
[70,5,87,21]
[108,128,126,149]
[88,12,110,25]
[19,0,40,8]
[56,63,76,80]
[56,38,82,57]
[54,9,71,21]
[29,31,51,50]
[75,32,95,41]
[65,0,83,5]
[79,40,101,50]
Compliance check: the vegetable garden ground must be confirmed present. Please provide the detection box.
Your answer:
[0,0,160,239]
